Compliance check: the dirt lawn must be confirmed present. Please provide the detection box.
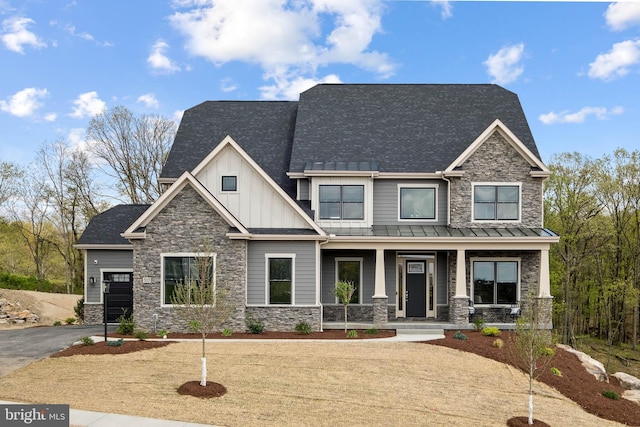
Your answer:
[0,289,81,329]
[0,340,626,427]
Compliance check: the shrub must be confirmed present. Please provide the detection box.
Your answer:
[74,298,84,323]
[602,390,619,400]
[79,336,94,346]
[492,338,504,348]
[472,316,485,332]
[116,311,135,335]
[134,330,149,341]
[221,328,233,337]
[295,321,313,335]
[53,320,62,326]
[246,314,264,334]
[157,329,169,338]
[65,317,75,325]
[481,326,501,337]
[550,367,562,377]
[364,328,379,335]
[346,330,358,338]
[453,331,468,340]
[540,347,555,357]
[106,339,124,347]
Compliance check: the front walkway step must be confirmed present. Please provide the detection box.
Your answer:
[395,328,444,336]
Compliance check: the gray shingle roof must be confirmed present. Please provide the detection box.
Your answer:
[161,101,298,197]
[289,84,539,173]
[76,205,150,245]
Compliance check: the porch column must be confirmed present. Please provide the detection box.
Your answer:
[453,248,469,326]
[372,248,388,328]
[454,248,467,298]
[538,248,551,298]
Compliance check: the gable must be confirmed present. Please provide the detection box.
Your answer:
[192,136,323,233]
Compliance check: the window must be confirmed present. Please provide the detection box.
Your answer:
[267,256,294,304]
[474,185,519,221]
[336,258,362,304]
[472,260,518,305]
[221,176,237,192]
[400,187,436,220]
[163,255,214,305]
[319,185,364,220]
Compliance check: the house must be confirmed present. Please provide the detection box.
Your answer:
[75,84,559,332]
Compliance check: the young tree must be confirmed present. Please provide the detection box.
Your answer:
[511,295,554,425]
[334,280,355,333]
[170,250,235,386]
[86,105,176,204]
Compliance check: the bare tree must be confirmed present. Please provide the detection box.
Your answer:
[0,161,22,214]
[170,247,235,386]
[85,106,176,204]
[334,280,356,333]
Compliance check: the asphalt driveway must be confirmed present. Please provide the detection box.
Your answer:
[0,325,115,377]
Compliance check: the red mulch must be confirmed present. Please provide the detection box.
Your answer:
[427,330,640,426]
[109,329,396,340]
[177,380,227,398]
[51,340,173,357]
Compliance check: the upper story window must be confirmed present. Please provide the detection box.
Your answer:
[162,254,215,305]
[399,186,436,220]
[221,176,237,192]
[319,185,364,220]
[473,184,520,221]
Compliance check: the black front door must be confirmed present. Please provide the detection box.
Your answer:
[406,261,426,317]
[104,272,133,323]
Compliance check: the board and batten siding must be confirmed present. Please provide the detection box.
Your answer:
[85,249,133,303]
[247,240,317,305]
[373,179,448,226]
[195,145,310,229]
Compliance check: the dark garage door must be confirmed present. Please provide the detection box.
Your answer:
[104,272,133,323]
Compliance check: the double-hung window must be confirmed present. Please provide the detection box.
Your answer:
[473,184,520,221]
[472,260,518,305]
[319,185,364,220]
[267,255,294,304]
[163,254,215,305]
[399,187,436,220]
[336,258,362,304]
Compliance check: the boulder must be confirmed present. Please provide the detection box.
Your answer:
[613,372,640,390]
[623,390,640,404]
[557,344,608,382]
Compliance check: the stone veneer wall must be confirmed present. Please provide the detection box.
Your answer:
[448,132,544,228]
[84,305,103,324]
[245,306,321,332]
[132,185,247,333]
[323,304,373,322]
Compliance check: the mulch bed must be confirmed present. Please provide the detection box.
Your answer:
[426,330,640,426]
[109,329,397,340]
[177,381,227,398]
[51,340,173,357]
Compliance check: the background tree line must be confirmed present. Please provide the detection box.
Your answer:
[1,110,639,349]
[0,106,175,294]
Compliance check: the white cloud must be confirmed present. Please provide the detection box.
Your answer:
[173,110,185,122]
[484,43,525,85]
[431,0,452,20]
[539,106,624,125]
[67,127,87,151]
[64,24,94,41]
[169,0,394,99]
[588,39,640,81]
[148,39,180,73]
[44,112,57,122]
[137,93,160,109]
[605,2,640,32]
[260,72,342,100]
[69,91,106,118]
[0,87,48,117]
[220,78,237,93]
[1,16,46,54]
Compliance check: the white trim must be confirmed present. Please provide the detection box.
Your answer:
[312,177,373,228]
[75,244,133,250]
[471,182,522,223]
[192,135,325,235]
[123,171,248,238]
[160,252,217,308]
[470,257,521,307]
[334,257,363,304]
[397,183,439,222]
[265,253,296,305]
[445,119,550,174]
[220,174,239,193]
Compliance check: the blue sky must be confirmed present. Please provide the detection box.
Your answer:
[1,0,639,168]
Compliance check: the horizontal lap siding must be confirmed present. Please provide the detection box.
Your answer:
[247,240,317,305]
[373,179,448,225]
[321,250,375,304]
